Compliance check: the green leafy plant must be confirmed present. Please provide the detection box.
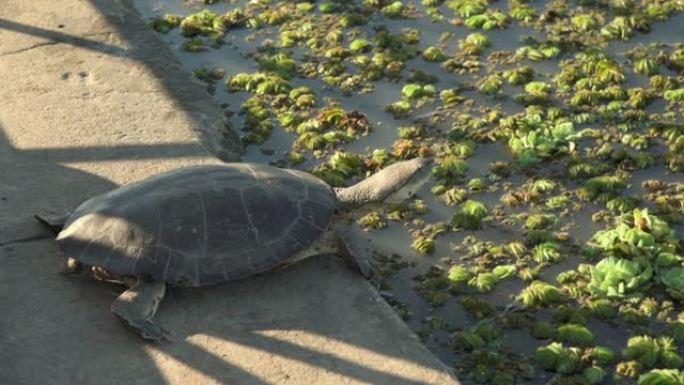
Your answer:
[519,281,564,307]
[402,83,437,99]
[659,267,684,300]
[558,324,595,346]
[447,0,488,17]
[462,200,488,218]
[535,342,583,374]
[432,156,468,185]
[638,369,684,385]
[588,257,653,299]
[459,32,491,55]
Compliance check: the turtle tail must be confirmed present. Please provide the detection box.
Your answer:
[333,157,429,210]
[34,211,70,234]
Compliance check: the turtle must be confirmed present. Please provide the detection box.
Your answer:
[36,157,429,341]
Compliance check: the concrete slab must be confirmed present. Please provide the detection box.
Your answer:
[0,0,458,384]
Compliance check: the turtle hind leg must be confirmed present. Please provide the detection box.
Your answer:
[110,277,168,342]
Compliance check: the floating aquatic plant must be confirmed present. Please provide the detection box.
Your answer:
[319,1,342,13]
[516,43,562,61]
[227,72,291,95]
[535,342,583,374]
[571,13,601,31]
[514,81,552,105]
[588,257,653,299]
[519,281,564,307]
[385,100,412,119]
[459,32,491,55]
[180,10,226,39]
[633,57,659,75]
[506,121,579,166]
[579,174,627,201]
[442,187,467,206]
[256,52,297,78]
[460,296,494,319]
[181,37,206,52]
[152,14,182,33]
[451,212,483,230]
[357,212,387,230]
[509,4,537,23]
[381,1,405,18]
[478,74,503,96]
[311,151,365,186]
[531,322,555,339]
[448,265,473,284]
[558,323,595,346]
[432,156,468,186]
[503,66,534,85]
[422,46,447,62]
[664,88,684,102]
[464,10,509,30]
[521,211,550,229]
[454,331,486,350]
[532,242,562,263]
[659,267,684,301]
[412,235,436,254]
[447,0,488,17]
[194,66,225,82]
[623,335,684,370]
[469,272,500,292]
[583,366,607,385]
[402,84,437,99]
[638,369,684,385]
[462,200,488,218]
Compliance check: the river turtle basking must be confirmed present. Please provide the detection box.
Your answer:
[36,157,428,341]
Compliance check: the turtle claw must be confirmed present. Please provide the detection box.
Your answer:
[59,257,82,276]
[127,318,170,342]
[354,257,373,280]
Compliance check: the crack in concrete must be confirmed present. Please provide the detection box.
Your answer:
[0,30,123,57]
[0,233,52,247]
[0,40,60,56]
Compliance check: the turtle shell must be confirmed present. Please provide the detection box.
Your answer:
[56,163,337,287]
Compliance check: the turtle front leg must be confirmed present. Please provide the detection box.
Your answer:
[332,225,378,285]
[110,277,168,342]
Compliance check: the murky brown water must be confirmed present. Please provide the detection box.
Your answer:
[132,1,683,382]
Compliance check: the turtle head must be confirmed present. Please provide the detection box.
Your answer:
[334,157,432,209]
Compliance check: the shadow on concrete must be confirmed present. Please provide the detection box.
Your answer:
[0,3,243,162]
[0,17,128,56]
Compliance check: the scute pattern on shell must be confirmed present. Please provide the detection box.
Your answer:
[56,163,337,287]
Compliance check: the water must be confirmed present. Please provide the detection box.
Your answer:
[131,1,684,382]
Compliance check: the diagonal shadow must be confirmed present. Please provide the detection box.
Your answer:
[0,17,128,56]
[0,6,243,163]
[18,143,211,162]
